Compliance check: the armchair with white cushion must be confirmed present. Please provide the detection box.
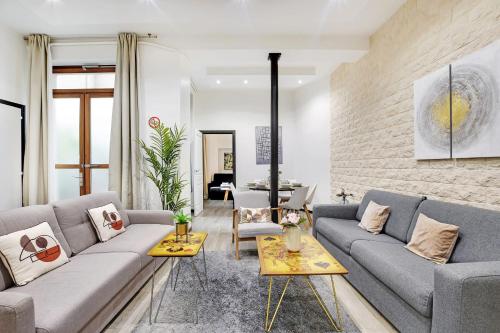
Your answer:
[232,191,282,260]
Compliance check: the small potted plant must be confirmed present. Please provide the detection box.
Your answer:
[280,212,306,252]
[174,211,191,243]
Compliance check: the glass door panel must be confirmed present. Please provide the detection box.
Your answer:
[90,97,113,164]
[91,169,109,194]
[54,98,81,164]
[53,95,83,200]
[54,169,81,200]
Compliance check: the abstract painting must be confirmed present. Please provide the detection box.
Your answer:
[414,40,500,159]
[223,152,233,170]
[255,126,283,165]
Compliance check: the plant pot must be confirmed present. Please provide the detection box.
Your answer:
[175,223,189,243]
[176,223,188,236]
[284,227,302,252]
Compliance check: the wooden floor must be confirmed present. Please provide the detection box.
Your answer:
[105,200,397,333]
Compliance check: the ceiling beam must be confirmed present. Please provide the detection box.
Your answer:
[161,35,369,51]
[206,66,316,76]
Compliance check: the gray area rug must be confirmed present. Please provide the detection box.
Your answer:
[133,250,360,333]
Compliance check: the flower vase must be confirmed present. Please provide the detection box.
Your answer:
[284,227,302,252]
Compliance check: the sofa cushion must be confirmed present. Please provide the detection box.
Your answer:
[0,205,71,291]
[315,217,401,254]
[10,252,141,333]
[239,207,272,224]
[406,213,459,264]
[88,203,126,241]
[358,201,391,234]
[52,192,129,255]
[350,240,435,317]
[0,222,70,286]
[356,190,425,242]
[407,200,500,263]
[238,223,282,238]
[79,224,174,268]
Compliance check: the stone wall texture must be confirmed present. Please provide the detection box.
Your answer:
[330,0,500,210]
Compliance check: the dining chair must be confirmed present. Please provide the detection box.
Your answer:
[280,186,310,225]
[232,191,282,260]
[303,184,317,226]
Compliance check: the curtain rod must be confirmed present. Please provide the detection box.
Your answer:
[23,33,158,42]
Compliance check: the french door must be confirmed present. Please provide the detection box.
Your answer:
[53,89,113,199]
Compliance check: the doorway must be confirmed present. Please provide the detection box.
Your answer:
[192,130,236,216]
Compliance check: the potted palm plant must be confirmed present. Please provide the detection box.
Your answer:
[139,120,188,212]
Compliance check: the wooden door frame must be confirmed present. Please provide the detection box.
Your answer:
[53,88,113,195]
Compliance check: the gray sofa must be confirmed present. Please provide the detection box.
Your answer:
[313,190,500,333]
[0,192,174,333]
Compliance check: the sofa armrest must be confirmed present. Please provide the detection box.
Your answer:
[125,210,174,226]
[312,204,359,237]
[433,261,500,333]
[0,292,35,333]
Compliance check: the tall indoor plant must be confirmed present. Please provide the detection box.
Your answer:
[139,120,188,211]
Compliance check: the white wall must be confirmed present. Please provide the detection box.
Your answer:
[293,77,331,204]
[194,89,297,187]
[0,23,26,104]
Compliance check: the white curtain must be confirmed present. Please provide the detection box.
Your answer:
[109,33,142,209]
[23,34,50,205]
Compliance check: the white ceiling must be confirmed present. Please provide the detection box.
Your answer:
[0,0,405,90]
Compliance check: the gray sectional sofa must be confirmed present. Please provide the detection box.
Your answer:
[313,190,500,333]
[0,192,174,333]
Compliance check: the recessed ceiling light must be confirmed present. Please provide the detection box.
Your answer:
[243,80,248,84]
[298,80,303,84]
[216,80,221,85]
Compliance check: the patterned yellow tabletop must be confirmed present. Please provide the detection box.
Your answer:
[256,234,348,276]
[147,232,208,257]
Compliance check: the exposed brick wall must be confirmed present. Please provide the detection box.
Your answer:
[330,0,500,210]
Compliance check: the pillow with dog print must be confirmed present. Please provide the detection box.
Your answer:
[88,203,126,241]
[0,222,69,286]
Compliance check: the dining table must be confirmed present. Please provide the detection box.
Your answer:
[247,185,303,191]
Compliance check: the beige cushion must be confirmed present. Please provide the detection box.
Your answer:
[88,203,126,241]
[239,207,272,224]
[0,222,69,286]
[405,214,459,264]
[358,201,391,234]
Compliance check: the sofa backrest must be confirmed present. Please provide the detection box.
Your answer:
[211,173,233,185]
[407,200,500,263]
[52,192,129,256]
[0,205,71,291]
[356,190,425,242]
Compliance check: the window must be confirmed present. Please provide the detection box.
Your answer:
[52,66,115,200]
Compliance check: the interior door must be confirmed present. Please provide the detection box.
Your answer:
[192,130,204,216]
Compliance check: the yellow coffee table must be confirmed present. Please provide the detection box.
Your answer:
[147,232,208,324]
[256,234,348,332]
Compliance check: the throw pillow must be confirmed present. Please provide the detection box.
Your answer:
[0,222,69,286]
[358,201,391,234]
[405,214,459,264]
[239,207,272,224]
[88,203,126,241]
